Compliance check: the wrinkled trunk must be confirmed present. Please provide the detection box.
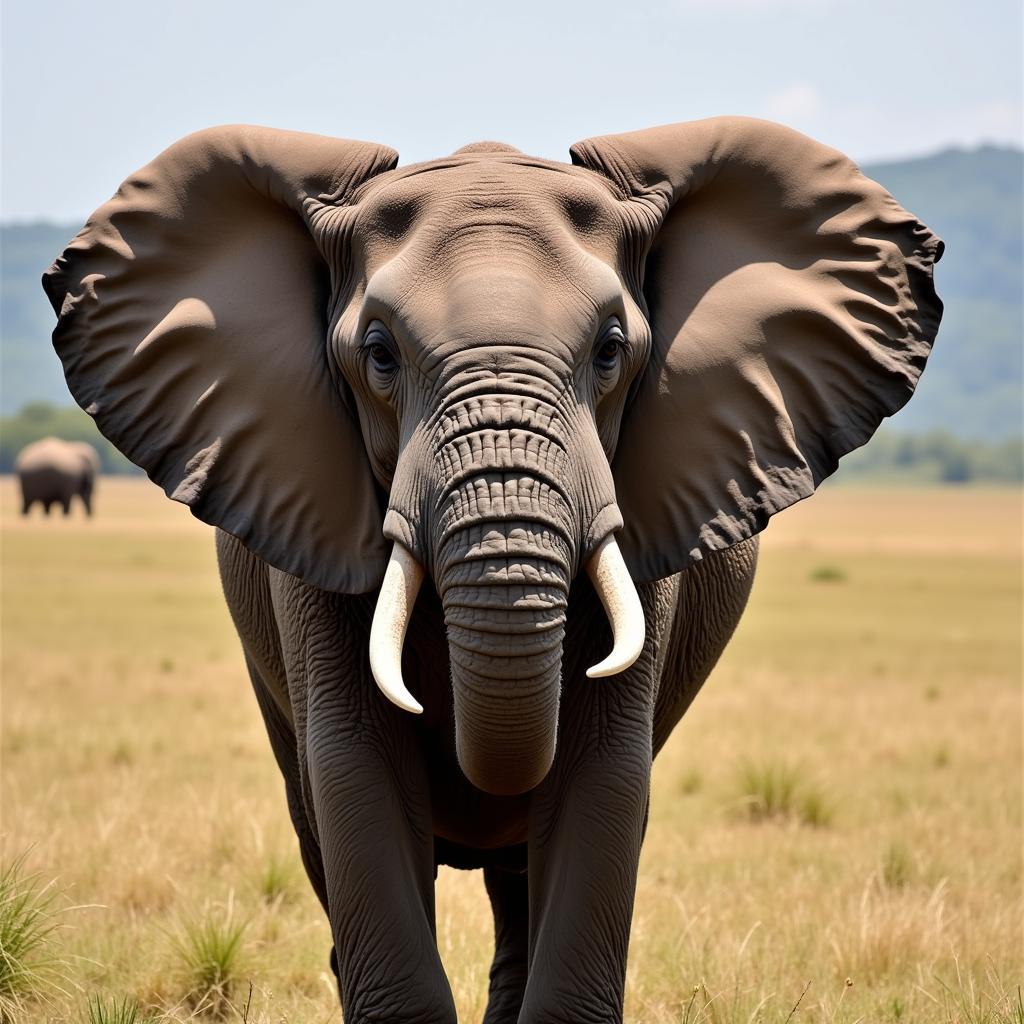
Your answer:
[378,382,628,795]
[439,522,570,794]
[433,406,576,796]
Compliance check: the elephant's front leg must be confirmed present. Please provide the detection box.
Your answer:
[483,866,530,1024]
[521,662,654,1023]
[296,593,455,1023]
[306,691,455,1021]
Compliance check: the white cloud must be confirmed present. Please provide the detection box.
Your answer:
[763,83,825,122]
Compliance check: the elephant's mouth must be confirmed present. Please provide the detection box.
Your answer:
[368,530,644,794]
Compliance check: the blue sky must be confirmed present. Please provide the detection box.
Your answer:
[3,0,1020,222]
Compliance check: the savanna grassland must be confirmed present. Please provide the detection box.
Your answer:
[1,478,1021,1023]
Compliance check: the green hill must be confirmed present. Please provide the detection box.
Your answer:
[2,221,80,413]
[2,146,1021,445]
[864,146,1022,440]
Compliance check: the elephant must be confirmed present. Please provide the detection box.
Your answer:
[15,436,99,517]
[43,118,942,1022]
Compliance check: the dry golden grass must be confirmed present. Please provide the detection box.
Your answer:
[2,478,1021,1022]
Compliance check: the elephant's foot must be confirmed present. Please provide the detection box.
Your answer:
[482,867,529,1024]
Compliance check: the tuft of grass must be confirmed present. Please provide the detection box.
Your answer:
[797,786,835,828]
[880,840,914,890]
[110,740,135,767]
[256,851,298,905]
[737,757,831,827]
[734,759,833,827]
[679,768,703,796]
[934,961,1024,1024]
[83,995,157,1024]
[0,853,70,1021]
[169,901,248,1014]
[810,563,848,583]
[736,759,800,821]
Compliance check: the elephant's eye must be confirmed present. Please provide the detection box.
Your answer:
[593,319,625,376]
[595,338,620,368]
[363,322,399,383]
[368,343,397,373]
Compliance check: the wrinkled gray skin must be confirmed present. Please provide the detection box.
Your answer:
[15,436,98,517]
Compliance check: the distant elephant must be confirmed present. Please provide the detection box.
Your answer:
[15,436,99,517]
[44,119,941,1022]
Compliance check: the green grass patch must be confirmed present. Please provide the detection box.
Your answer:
[679,768,703,796]
[880,840,914,890]
[934,962,1024,1024]
[256,852,299,906]
[83,995,158,1024]
[809,563,848,583]
[168,902,248,1015]
[0,852,70,1022]
[734,759,834,827]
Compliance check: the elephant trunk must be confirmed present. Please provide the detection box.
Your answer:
[428,395,583,795]
[375,390,645,796]
[438,521,570,795]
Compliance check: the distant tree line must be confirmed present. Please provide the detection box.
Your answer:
[0,402,138,474]
[837,428,1022,484]
[1,403,1020,484]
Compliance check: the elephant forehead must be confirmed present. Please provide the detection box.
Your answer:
[355,156,626,270]
[369,256,619,355]
[361,235,627,369]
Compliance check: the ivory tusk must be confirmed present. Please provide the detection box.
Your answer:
[585,534,645,678]
[369,542,425,714]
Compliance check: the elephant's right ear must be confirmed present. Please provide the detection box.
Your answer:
[44,125,398,593]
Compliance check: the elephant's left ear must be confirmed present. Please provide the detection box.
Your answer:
[43,126,399,594]
[570,117,943,582]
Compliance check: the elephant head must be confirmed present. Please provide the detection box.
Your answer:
[43,121,942,795]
